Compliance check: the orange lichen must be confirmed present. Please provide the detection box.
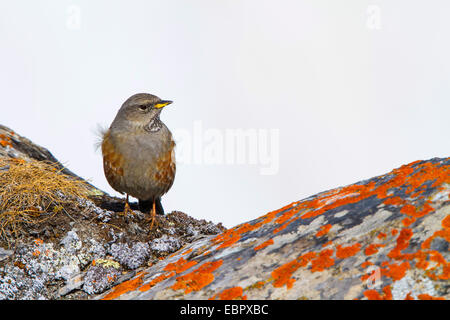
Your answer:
[315,224,332,237]
[387,228,413,260]
[417,294,445,300]
[295,160,448,224]
[429,250,446,265]
[269,202,306,234]
[400,202,434,218]
[364,285,392,300]
[442,215,450,229]
[361,261,373,268]
[377,232,387,240]
[299,252,317,267]
[310,249,334,272]
[271,259,301,289]
[163,257,198,274]
[364,244,385,256]
[336,243,361,259]
[250,202,299,232]
[402,216,416,227]
[182,248,193,255]
[254,239,274,251]
[216,286,247,300]
[273,217,299,234]
[399,205,416,216]
[381,261,410,281]
[298,160,441,221]
[0,134,12,148]
[300,189,364,220]
[0,140,11,148]
[235,222,257,234]
[213,222,262,250]
[215,232,240,250]
[194,159,449,299]
[205,159,449,270]
[271,252,316,289]
[322,241,333,248]
[102,272,146,300]
[360,268,376,282]
[212,205,303,250]
[404,292,415,300]
[139,271,175,292]
[171,260,223,294]
[383,196,405,206]
[424,250,450,280]
[439,263,450,280]
[413,250,429,270]
[274,205,301,225]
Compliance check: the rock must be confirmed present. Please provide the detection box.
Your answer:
[0,124,225,300]
[58,273,84,297]
[108,242,150,270]
[1,124,448,300]
[95,157,450,300]
[0,248,13,262]
[82,260,122,295]
[150,235,183,253]
[60,230,82,255]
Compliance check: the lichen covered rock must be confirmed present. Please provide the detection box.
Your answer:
[96,157,450,300]
[0,125,225,300]
[1,124,448,300]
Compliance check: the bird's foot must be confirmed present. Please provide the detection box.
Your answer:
[118,198,134,216]
[148,216,159,230]
[148,201,158,230]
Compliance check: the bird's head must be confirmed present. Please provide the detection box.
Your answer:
[112,93,172,131]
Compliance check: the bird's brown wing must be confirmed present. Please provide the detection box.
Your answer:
[101,130,125,194]
[152,140,176,195]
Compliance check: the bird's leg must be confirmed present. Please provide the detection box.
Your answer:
[149,199,158,230]
[123,194,133,215]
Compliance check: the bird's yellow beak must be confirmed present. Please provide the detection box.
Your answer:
[154,100,173,109]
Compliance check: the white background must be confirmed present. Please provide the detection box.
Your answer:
[1,1,449,227]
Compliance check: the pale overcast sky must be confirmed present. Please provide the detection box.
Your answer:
[1,1,449,227]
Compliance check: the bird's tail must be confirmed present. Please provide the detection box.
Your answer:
[93,123,109,152]
[139,197,164,215]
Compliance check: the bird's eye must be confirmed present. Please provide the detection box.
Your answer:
[139,105,147,111]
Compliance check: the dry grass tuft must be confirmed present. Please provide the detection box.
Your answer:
[0,157,90,244]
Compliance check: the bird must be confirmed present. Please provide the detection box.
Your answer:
[101,93,176,229]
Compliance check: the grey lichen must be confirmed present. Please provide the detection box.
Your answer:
[150,235,182,254]
[0,230,108,299]
[108,242,150,270]
[82,260,122,295]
